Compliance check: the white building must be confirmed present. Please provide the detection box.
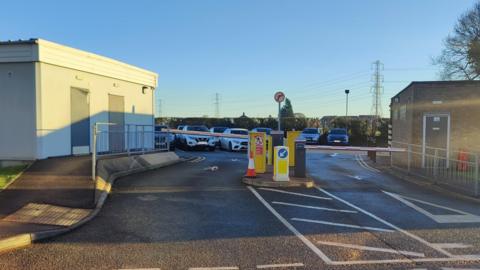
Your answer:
[0,39,158,161]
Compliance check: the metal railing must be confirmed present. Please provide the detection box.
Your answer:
[92,123,171,180]
[391,141,480,196]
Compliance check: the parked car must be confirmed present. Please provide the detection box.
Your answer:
[210,126,228,133]
[327,128,349,145]
[178,125,216,151]
[175,125,186,143]
[299,128,321,144]
[210,126,228,147]
[251,127,272,135]
[220,128,249,151]
[154,125,175,151]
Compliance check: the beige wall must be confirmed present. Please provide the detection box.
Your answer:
[0,63,37,160]
[37,62,154,159]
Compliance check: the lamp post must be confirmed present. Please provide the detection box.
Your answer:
[345,89,350,129]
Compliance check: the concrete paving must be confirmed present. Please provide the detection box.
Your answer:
[0,156,94,239]
[1,150,480,269]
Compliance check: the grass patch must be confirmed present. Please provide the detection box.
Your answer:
[0,165,27,189]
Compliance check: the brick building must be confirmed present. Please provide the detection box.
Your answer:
[390,81,480,167]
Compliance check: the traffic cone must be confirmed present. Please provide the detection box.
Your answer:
[245,151,256,178]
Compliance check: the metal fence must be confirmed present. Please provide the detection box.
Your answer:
[391,141,480,196]
[94,124,170,155]
[91,123,171,180]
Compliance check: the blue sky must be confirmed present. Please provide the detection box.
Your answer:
[1,0,475,118]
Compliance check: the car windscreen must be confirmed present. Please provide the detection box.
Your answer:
[302,128,318,134]
[255,128,271,134]
[231,130,248,135]
[187,126,209,132]
[329,129,347,135]
[213,127,227,133]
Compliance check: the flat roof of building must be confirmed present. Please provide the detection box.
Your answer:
[0,38,158,87]
[392,80,480,99]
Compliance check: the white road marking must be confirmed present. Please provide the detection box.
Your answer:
[315,187,455,258]
[247,186,333,264]
[316,240,425,257]
[259,188,332,200]
[204,166,219,171]
[329,256,480,265]
[444,267,480,270]
[355,154,381,173]
[292,218,394,233]
[433,243,474,249]
[256,263,304,269]
[272,201,357,213]
[329,153,338,157]
[188,267,238,270]
[383,191,480,223]
[189,156,206,163]
[347,175,363,181]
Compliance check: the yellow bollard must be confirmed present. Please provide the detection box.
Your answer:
[249,132,266,173]
[286,131,301,167]
[273,146,290,181]
[267,135,273,166]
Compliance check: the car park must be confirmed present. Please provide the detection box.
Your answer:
[251,127,272,135]
[220,128,249,151]
[299,128,321,144]
[154,125,175,151]
[178,125,216,151]
[327,128,349,145]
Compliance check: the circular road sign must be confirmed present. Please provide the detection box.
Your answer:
[278,148,288,159]
[274,91,285,103]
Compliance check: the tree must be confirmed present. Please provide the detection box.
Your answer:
[434,2,480,80]
[280,98,295,130]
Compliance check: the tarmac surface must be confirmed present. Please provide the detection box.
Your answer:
[2,150,480,269]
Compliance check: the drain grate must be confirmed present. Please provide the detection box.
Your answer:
[3,203,91,226]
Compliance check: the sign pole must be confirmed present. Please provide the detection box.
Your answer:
[278,101,281,131]
[274,91,285,132]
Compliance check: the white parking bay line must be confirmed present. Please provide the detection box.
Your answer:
[441,267,480,270]
[256,262,304,269]
[259,188,332,200]
[316,240,425,257]
[433,243,474,249]
[315,187,454,258]
[272,201,357,213]
[292,218,394,233]
[247,186,333,264]
[188,267,239,270]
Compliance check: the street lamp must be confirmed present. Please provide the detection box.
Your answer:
[345,89,350,129]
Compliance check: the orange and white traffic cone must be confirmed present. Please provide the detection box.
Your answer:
[245,151,256,178]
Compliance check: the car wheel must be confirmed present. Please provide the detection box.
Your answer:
[209,146,215,152]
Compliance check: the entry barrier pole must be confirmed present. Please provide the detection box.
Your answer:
[92,124,97,181]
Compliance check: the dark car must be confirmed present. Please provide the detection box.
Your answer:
[327,128,349,145]
[251,127,272,135]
